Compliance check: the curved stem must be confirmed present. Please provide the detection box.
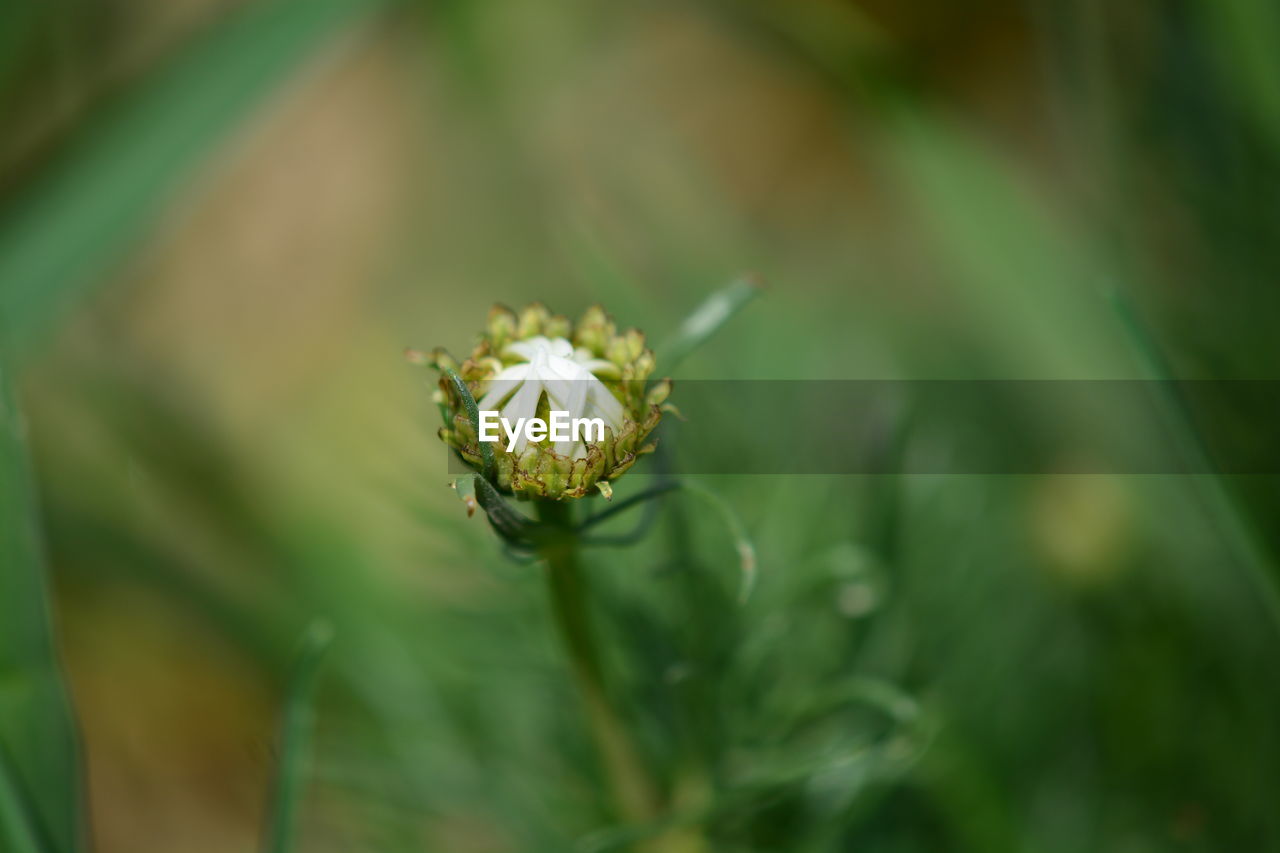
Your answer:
[535,501,661,826]
[578,481,682,533]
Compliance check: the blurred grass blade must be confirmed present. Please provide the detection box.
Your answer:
[0,0,387,358]
[0,363,84,853]
[1194,0,1280,148]
[555,216,657,331]
[0,747,44,853]
[883,111,1137,378]
[679,482,758,603]
[0,6,42,100]
[657,276,762,372]
[1109,289,1280,637]
[263,621,334,853]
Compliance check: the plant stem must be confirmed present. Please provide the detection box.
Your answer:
[535,500,660,826]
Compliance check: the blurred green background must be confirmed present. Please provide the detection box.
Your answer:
[2,0,1280,851]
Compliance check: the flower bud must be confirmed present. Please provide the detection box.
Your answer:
[573,305,615,354]
[429,303,669,500]
[544,313,572,339]
[486,305,518,348]
[517,302,550,338]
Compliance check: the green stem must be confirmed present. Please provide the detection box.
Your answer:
[535,500,660,826]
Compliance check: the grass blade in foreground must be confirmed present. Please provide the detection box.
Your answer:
[262,621,334,853]
[0,0,386,358]
[0,363,84,853]
[0,748,44,853]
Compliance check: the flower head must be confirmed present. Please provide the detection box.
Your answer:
[428,303,671,500]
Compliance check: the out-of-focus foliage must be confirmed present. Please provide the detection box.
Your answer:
[0,363,84,853]
[0,0,388,358]
[2,0,1279,851]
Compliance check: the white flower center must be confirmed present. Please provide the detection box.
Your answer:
[477,336,624,457]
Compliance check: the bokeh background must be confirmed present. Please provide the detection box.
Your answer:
[2,0,1280,851]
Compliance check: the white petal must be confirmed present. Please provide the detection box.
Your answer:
[586,385,625,430]
[502,379,544,452]
[477,366,529,411]
[506,337,548,361]
[554,380,590,455]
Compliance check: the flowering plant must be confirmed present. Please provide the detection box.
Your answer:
[408,281,767,848]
